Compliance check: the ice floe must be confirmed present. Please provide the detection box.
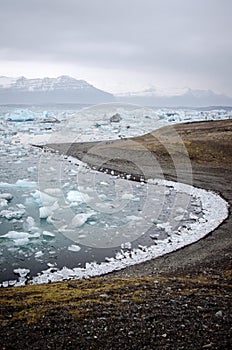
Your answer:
[0,198,8,209]
[68,244,81,252]
[66,190,91,203]
[42,231,55,237]
[0,209,25,220]
[0,193,13,201]
[71,212,96,228]
[39,201,59,219]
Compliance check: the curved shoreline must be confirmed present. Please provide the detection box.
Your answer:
[1,119,232,349]
[42,119,232,278]
[29,178,229,285]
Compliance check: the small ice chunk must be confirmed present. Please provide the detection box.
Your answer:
[0,209,25,220]
[31,232,40,238]
[199,217,206,223]
[14,238,30,245]
[15,179,36,188]
[14,268,30,278]
[115,251,124,260]
[8,280,16,286]
[67,190,90,203]
[6,109,36,122]
[194,207,202,214]
[121,242,132,249]
[39,201,59,219]
[189,213,199,220]
[68,244,81,252]
[174,215,184,222]
[71,212,95,228]
[1,231,31,239]
[157,222,172,234]
[127,215,142,221]
[44,188,62,196]
[35,251,44,258]
[164,189,171,195]
[46,216,55,224]
[150,233,159,240]
[176,207,186,214]
[24,216,37,231]
[105,257,115,262]
[42,231,55,237]
[47,262,56,267]
[27,166,36,173]
[32,190,57,206]
[0,198,8,209]
[99,194,107,200]
[122,193,134,200]
[39,206,53,219]
[2,281,9,288]
[0,193,13,201]
[16,203,26,209]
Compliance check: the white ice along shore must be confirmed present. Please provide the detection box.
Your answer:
[18,179,228,286]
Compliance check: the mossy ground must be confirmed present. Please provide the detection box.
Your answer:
[1,274,231,325]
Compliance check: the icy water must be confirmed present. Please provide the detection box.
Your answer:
[0,104,230,286]
[0,148,199,283]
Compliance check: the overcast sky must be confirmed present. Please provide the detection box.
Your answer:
[0,0,231,95]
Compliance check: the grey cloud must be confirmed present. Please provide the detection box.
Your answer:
[0,0,231,95]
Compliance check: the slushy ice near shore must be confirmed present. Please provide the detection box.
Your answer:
[0,104,230,286]
[0,151,229,287]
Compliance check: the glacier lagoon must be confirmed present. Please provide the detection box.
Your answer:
[0,104,230,286]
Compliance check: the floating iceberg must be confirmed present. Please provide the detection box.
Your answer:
[4,109,58,123]
[32,190,57,206]
[68,244,81,252]
[39,201,59,219]
[0,198,8,209]
[0,209,25,220]
[66,190,91,204]
[0,230,37,246]
[0,193,13,201]
[5,109,36,122]
[71,212,96,228]
[15,179,37,188]
[42,231,55,237]
[35,251,44,258]
[0,231,31,239]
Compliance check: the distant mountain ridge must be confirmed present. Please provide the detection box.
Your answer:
[116,87,232,108]
[0,75,114,104]
[0,75,231,107]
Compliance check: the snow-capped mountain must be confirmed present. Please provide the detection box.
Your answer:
[1,75,231,107]
[0,76,114,104]
[116,87,232,107]
[0,76,18,88]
